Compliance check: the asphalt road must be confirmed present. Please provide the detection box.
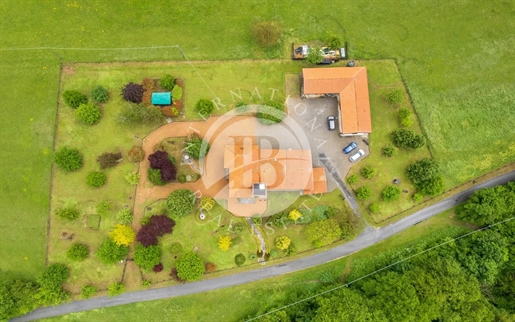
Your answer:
[13,170,515,322]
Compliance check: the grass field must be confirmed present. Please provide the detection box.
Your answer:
[347,60,432,224]
[41,209,468,321]
[1,0,513,285]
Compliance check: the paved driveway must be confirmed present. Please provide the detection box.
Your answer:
[286,96,369,191]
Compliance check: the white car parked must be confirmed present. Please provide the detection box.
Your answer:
[349,149,365,162]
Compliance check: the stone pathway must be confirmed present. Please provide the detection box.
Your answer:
[246,218,266,262]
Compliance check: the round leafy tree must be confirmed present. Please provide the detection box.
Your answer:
[38,263,69,290]
[86,171,107,188]
[75,103,102,125]
[160,75,175,91]
[381,185,402,201]
[127,146,145,162]
[62,90,88,109]
[55,207,80,221]
[356,186,372,200]
[91,86,108,103]
[381,144,398,157]
[166,189,196,218]
[54,147,83,172]
[133,244,162,272]
[406,158,445,196]
[347,174,358,184]
[386,89,403,105]
[67,243,89,261]
[121,82,144,103]
[360,165,377,179]
[391,128,425,150]
[252,21,282,48]
[234,253,246,266]
[195,99,214,115]
[306,46,323,64]
[176,252,204,281]
[96,239,129,264]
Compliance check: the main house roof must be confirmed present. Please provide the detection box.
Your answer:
[303,67,372,134]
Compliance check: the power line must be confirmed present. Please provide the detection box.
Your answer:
[246,215,515,321]
[0,45,180,51]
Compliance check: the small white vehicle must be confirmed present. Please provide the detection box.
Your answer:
[349,149,365,162]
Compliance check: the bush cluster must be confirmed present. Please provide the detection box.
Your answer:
[80,285,97,299]
[117,208,133,224]
[275,236,291,250]
[54,147,83,172]
[37,263,70,306]
[55,207,80,221]
[382,185,402,201]
[117,103,163,125]
[326,36,342,50]
[124,171,139,185]
[97,152,122,169]
[121,82,144,103]
[360,165,377,179]
[148,150,177,182]
[347,174,358,184]
[176,252,204,281]
[381,144,398,157]
[86,171,107,188]
[235,253,246,266]
[356,186,372,200]
[185,136,210,160]
[306,46,323,64]
[257,101,285,125]
[406,158,445,196]
[136,214,176,247]
[386,89,403,105]
[62,90,88,109]
[67,243,89,261]
[76,103,101,125]
[166,189,196,218]
[107,282,125,297]
[91,86,108,103]
[391,128,425,149]
[147,168,165,186]
[96,239,129,264]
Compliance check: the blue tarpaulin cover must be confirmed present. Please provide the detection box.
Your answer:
[152,92,172,105]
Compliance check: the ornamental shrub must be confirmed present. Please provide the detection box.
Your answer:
[91,86,108,103]
[148,150,177,182]
[160,75,175,91]
[127,146,145,162]
[251,215,262,225]
[54,147,83,172]
[176,252,204,281]
[285,243,297,256]
[109,224,135,246]
[391,128,425,149]
[124,171,139,186]
[270,249,278,258]
[386,89,403,105]
[75,103,101,125]
[398,108,411,118]
[97,152,122,169]
[107,282,125,297]
[235,101,248,112]
[257,101,285,125]
[217,236,232,252]
[178,175,186,183]
[406,158,445,196]
[86,171,107,188]
[360,165,377,179]
[80,285,97,299]
[136,215,176,247]
[166,189,196,218]
[148,168,165,186]
[171,85,182,100]
[62,90,87,108]
[347,174,358,184]
[369,203,379,213]
[121,82,144,103]
[401,115,413,127]
[96,239,129,264]
[185,136,210,160]
[382,185,402,201]
[356,186,372,200]
[235,253,246,266]
[55,207,80,221]
[413,192,423,202]
[116,208,133,224]
[275,236,291,250]
[205,262,216,273]
[67,243,89,261]
[195,99,214,115]
[381,144,398,157]
[199,196,215,211]
[96,200,113,217]
[153,263,164,273]
[233,222,245,234]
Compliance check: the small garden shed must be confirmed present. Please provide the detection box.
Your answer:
[152,92,172,105]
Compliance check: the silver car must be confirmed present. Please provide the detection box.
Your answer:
[349,149,365,162]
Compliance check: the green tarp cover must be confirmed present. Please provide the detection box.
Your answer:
[152,92,172,105]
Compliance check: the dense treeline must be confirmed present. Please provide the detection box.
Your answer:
[250,181,515,321]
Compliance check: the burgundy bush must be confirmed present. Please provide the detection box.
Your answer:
[153,263,164,273]
[148,151,177,182]
[121,82,144,103]
[136,215,176,247]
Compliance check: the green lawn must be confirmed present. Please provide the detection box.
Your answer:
[41,209,468,322]
[347,60,432,224]
[1,0,514,289]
